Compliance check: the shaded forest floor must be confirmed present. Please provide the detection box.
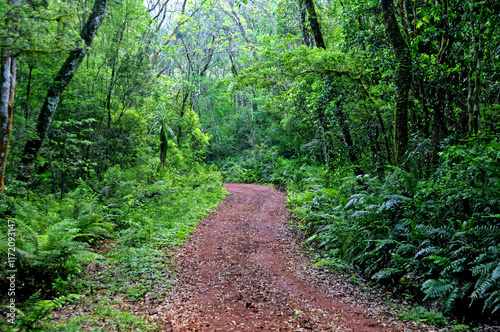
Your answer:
[54,183,439,331]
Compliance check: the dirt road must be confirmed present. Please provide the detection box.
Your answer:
[161,183,417,331]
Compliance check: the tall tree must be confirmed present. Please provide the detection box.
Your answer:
[19,0,110,175]
[0,0,20,193]
[298,0,313,48]
[467,0,487,136]
[0,50,16,193]
[302,0,325,49]
[381,0,411,166]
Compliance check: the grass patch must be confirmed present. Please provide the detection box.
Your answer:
[397,306,448,326]
[48,300,157,332]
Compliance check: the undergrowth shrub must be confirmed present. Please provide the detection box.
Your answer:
[289,137,500,318]
[0,188,105,300]
[0,161,226,328]
[0,292,82,331]
[219,145,324,188]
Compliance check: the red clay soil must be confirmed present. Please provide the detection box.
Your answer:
[158,183,423,331]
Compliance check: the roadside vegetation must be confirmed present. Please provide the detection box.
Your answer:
[220,137,500,327]
[0,162,225,331]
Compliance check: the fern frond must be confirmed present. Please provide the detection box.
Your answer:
[442,284,459,312]
[372,238,399,251]
[388,165,419,196]
[394,243,416,255]
[450,245,472,258]
[422,279,454,301]
[442,258,466,275]
[469,225,500,245]
[39,222,81,252]
[351,210,371,219]
[472,277,497,300]
[428,254,451,268]
[372,267,403,281]
[472,261,498,277]
[378,194,411,212]
[431,225,455,241]
[493,265,500,279]
[345,195,360,210]
[484,290,500,312]
[415,246,438,258]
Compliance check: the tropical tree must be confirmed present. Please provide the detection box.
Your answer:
[19,0,109,178]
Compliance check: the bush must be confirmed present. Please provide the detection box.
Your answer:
[0,161,226,323]
[0,190,104,300]
[289,137,500,317]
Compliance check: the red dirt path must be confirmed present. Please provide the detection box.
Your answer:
[160,183,415,331]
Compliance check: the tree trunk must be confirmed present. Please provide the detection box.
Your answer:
[319,75,363,175]
[0,0,20,193]
[302,0,326,49]
[19,0,109,174]
[431,88,447,166]
[335,104,363,176]
[159,142,166,166]
[105,64,114,166]
[25,63,33,122]
[207,101,221,145]
[104,19,126,167]
[435,0,454,64]
[381,0,411,166]
[374,106,393,165]
[467,1,485,136]
[298,0,314,48]
[199,36,216,77]
[0,52,16,193]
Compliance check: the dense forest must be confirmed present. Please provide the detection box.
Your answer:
[1,0,500,329]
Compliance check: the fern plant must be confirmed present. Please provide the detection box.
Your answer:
[0,196,101,300]
[291,138,500,317]
[0,291,82,331]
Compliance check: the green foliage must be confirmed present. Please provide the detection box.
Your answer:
[0,295,155,332]
[2,0,499,326]
[0,195,104,299]
[289,137,500,316]
[100,163,226,247]
[0,0,80,54]
[0,292,82,331]
[218,145,324,188]
[1,160,225,328]
[397,306,448,326]
[47,300,156,332]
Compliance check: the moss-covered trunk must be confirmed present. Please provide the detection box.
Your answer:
[302,0,326,50]
[381,0,411,166]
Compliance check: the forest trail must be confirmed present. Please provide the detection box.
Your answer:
[157,183,417,331]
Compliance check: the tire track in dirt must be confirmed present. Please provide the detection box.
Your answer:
[161,183,405,331]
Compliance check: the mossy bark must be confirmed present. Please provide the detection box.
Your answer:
[303,0,326,49]
[381,0,411,166]
[467,0,485,136]
[298,0,314,48]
